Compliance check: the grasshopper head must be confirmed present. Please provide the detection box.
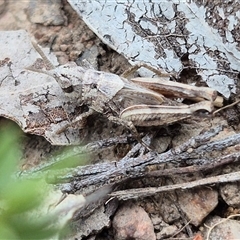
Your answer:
[50,64,85,102]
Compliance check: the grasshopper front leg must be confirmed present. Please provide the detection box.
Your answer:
[107,115,152,150]
[55,109,95,134]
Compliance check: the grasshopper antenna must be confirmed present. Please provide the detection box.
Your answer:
[25,41,55,76]
[31,41,55,70]
[25,41,74,92]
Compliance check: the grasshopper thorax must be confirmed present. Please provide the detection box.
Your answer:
[82,69,125,99]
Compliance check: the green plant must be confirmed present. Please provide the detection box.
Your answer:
[0,126,61,239]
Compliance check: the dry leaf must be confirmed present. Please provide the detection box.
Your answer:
[69,1,240,98]
[0,30,86,145]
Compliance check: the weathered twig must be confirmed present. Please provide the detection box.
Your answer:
[110,171,240,200]
[145,152,240,177]
[59,139,151,192]
[145,125,224,166]
[213,99,240,115]
[19,126,240,197]
[50,126,225,192]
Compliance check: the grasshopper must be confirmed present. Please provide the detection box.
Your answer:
[29,43,218,147]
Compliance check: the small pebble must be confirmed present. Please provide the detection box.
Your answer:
[112,203,156,240]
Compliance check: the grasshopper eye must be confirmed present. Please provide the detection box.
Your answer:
[52,72,74,93]
[62,85,74,93]
[91,83,97,89]
[60,73,74,93]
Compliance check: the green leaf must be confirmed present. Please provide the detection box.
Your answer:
[0,124,65,239]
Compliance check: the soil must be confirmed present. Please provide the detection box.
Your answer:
[1,1,240,240]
